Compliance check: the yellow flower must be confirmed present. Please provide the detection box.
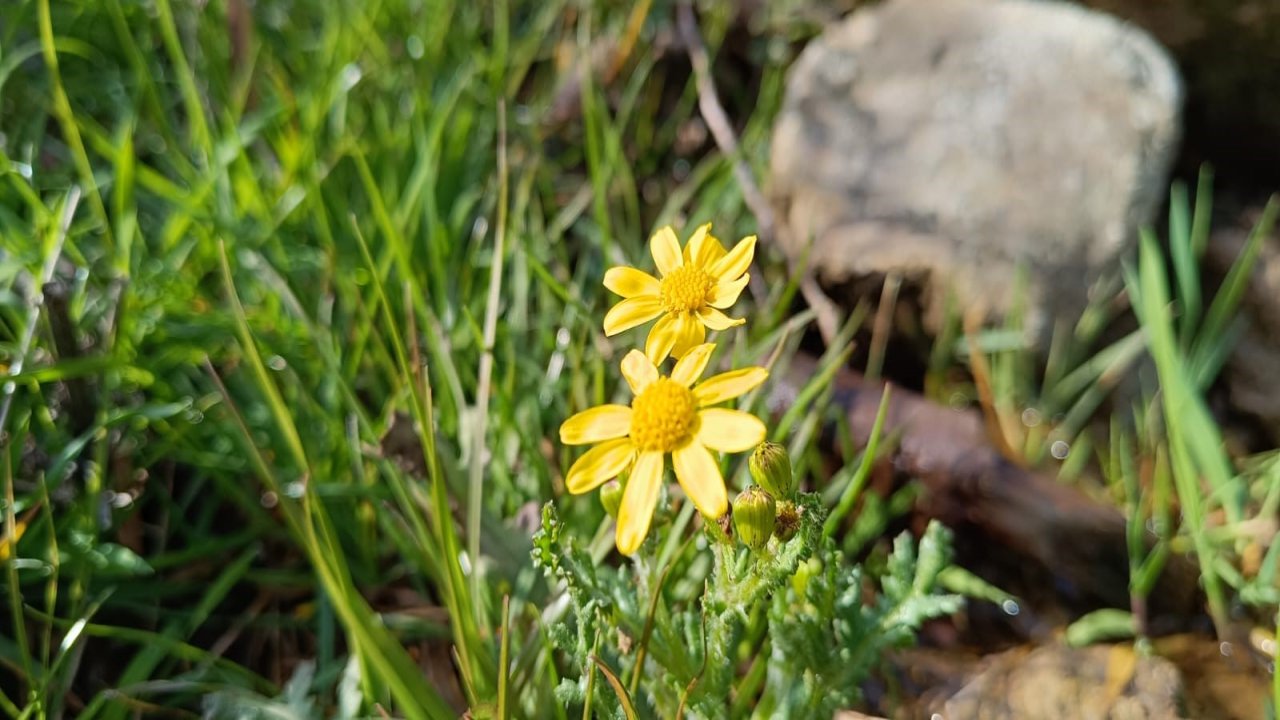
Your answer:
[559,344,769,555]
[603,224,756,364]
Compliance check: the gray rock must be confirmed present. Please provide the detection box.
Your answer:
[769,0,1182,338]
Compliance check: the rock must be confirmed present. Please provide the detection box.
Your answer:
[1154,633,1270,720]
[890,634,1270,719]
[769,0,1182,340]
[938,644,1186,719]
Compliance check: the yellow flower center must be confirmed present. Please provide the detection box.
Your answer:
[630,378,698,453]
[659,265,713,314]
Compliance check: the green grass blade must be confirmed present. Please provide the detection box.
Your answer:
[218,245,456,719]
[1168,181,1199,342]
[1192,195,1279,384]
[825,385,892,538]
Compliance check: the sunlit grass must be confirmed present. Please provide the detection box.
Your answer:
[0,0,801,715]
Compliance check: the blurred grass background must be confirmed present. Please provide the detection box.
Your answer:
[2,0,1279,717]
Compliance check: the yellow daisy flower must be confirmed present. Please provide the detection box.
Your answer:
[602,224,756,364]
[559,344,769,555]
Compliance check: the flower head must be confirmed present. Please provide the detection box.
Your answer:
[559,344,769,555]
[603,224,756,364]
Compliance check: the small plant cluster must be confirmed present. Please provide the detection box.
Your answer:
[534,225,962,717]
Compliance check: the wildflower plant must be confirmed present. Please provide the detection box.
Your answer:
[534,223,963,718]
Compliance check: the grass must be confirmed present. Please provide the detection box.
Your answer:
[0,0,806,715]
[941,173,1280,655]
[1,0,1278,717]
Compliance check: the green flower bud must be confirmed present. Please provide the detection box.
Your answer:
[732,486,776,551]
[774,500,800,542]
[749,442,795,499]
[599,480,623,518]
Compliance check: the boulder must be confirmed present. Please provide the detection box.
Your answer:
[769,0,1182,339]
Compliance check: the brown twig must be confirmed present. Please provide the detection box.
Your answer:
[962,303,1025,466]
[866,272,902,382]
[206,588,273,660]
[676,1,841,344]
[799,277,841,346]
[676,1,774,242]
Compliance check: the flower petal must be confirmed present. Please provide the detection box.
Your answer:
[669,313,706,360]
[708,274,749,309]
[616,451,664,555]
[603,296,663,336]
[681,223,707,263]
[604,267,661,299]
[672,441,728,518]
[697,306,745,331]
[565,438,635,494]
[684,223,726,268]
[560,405,633,445]
[694,367,769,406]
[620,349,658,395]
[671,343,715,386]
[708,235,756,281]
[696,409,766,452]
[645,314,680,365]
[649,226,683,277]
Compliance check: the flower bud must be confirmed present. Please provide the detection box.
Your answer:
[732,486,776,551]
[749,442,795,499]
[599,480,623,518]
[774,500,800,542]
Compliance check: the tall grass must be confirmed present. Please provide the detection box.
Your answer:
[943,172,1280,658]
[0,0,804,715]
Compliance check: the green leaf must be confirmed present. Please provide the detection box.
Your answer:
[938,566,1017,607]
[93,543,154,576]
[825,385,892,538]
[1065,609,1135,647]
